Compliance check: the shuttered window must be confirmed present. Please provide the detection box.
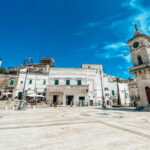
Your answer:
[55,80,59,85]
[77,80,82,85]
[29,80,32,84]
[112,90,115,95]
[66,80,70,85]
[10,80,14,86]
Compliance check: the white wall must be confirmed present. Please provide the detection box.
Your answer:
[16,64,130,106]
[15,71,49,96]
[103,74,130,106]
[48,65,103,105]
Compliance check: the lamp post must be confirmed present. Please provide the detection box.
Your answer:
[18,67,28,110]
[18,57,34,110]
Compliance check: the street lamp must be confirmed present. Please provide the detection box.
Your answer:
[18,67,29,110]
[18,57,34,110]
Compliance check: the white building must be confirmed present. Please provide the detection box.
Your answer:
[15,63,50,99]
[102,74,130,106]
[47,64,103,106]
[15,61,130,106]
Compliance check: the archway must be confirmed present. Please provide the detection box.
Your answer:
[137,55,143,65]
[145,87,150,104]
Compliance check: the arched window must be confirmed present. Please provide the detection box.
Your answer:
[137,55,143,65]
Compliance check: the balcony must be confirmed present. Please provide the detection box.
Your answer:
[129,63,150,72]
[47,85,89,93]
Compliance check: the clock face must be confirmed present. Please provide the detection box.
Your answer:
[133,42,139,48]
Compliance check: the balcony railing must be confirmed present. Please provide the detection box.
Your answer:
[47,85,89,93]
[129,63,150,72]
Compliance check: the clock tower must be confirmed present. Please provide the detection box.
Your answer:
[128,25,150,109]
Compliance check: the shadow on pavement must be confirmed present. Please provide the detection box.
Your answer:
[95,107,138,112]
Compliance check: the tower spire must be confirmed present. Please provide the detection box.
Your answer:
[133,24,144,38]
[134,24,139,32]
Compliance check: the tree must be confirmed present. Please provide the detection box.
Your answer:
[0,68,7,74]
[114,77,122,106]
[22,57,34,66]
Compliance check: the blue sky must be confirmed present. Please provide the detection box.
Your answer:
[0,0,150,78]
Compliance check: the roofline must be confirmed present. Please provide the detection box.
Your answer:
[128,34,150,43]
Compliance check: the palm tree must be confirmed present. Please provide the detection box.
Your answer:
[115,77,121,106]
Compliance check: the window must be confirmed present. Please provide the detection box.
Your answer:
[29,80,32,84]
[105,94,109,96]
[137,55,143,65]
[54,80,59,85]
[10,80,14,86]
[104,88,109,91]
[112,90,115,96]
[77,80,82,85]
[43,80,46,85]
[66,80,70,85]
[21,81,23,84]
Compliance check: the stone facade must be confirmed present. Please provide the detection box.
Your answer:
[128,26,150,108]
[0,74,18,99]
[47,85,88,106]
[128,79,140,106]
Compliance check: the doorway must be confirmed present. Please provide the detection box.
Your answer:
[18,92,22,100]
[66,96,74,105]
[145,87,150,104]
[53,95,58,104]
[90,100,93,106]
[79,97,85,106]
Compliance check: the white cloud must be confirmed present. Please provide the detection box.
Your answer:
[124,0,150,33]
[106,0,150,38]
[103,42,127,50]
[96,0,149,65]
[122,0,142,10]
[123,71,129,75]
[120,54,132,63]
[86,22,102,28]
[95,41,132,64]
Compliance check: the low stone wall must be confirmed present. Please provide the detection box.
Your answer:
[0,100,20,110]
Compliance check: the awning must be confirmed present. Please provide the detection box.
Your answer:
[3,92,13,95]
[27,94,45,98]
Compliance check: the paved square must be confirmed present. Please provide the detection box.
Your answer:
[0,107,150,150]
